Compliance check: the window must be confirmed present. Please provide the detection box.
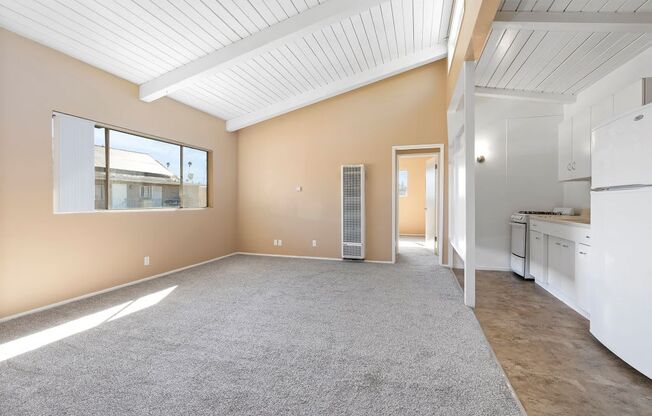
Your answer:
[182,147,208,208]
[54,113,209,212]
[399,170,408,197]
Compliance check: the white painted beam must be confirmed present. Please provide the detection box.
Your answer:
[475,87,576,103]
[493,11,652,33]
[139,0,386,102]
[226,45,447,131]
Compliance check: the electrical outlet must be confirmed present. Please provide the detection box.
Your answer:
[273,240,278,246]
[278,240,283,247]
[144,256,150,266]
[312,240,317,247]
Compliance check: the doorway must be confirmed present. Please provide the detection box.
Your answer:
[392,145,444,264]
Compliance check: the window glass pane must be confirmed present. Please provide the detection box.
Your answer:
[399,170,408,197]
[108,130,181,209]
[94,127,106,210]
[182,147,208,208]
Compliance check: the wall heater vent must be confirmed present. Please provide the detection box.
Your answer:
[341,164,365,259]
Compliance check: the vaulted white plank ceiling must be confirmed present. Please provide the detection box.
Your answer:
[476,0,652,102]
[0,0,452,130]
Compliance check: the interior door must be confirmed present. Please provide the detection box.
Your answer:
[425,157,437,253]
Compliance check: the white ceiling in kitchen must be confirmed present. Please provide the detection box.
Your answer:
[476,0,652,101]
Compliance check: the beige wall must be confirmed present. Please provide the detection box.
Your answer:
[0,29,238,319]
[237,61,449,262]
[398,157,430,235]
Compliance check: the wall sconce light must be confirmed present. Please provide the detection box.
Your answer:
[476,155,486,163]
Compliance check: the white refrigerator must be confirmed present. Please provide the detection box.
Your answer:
[591,103,652,378]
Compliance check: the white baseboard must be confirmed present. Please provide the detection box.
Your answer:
[236,251,394,264]
[476,265,513,272]
[535,280,589,319]
[0,252,239,324]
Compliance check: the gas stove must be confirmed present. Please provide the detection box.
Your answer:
[510,208,575,223]
[509,207,575,278]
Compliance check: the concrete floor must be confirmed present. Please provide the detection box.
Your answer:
[455,269,652,416]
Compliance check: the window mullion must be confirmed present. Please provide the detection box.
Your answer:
[105,129,110,210]
[180,146,184,208]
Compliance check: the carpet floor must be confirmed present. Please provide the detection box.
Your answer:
[0,243,523,415]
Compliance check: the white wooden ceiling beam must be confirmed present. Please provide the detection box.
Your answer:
[475,87,576,103]
[226,45,448,131]
[493,11,652,33]
[139,0,386,102]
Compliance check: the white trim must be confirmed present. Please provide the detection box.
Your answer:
[462,61,476,309]
[476,265,513,272]
[493,11,652,33]
[0,252,239,324]
[226,46,447,131]
[397,153,438,159]
[392,144,445,266]
[236,252,393,264]
[475,87,576,104]
[139,0,388,102]
[536,281,589,319]
[399,234,426,237]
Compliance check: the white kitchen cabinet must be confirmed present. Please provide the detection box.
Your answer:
[558,110,590,181]
[547,236,575,301]
[575,243,592,316]
[572,109,591,179]
[613,78,651,116]
[529,230,546,283]
[558,118,573,181]
[591,96,614,129]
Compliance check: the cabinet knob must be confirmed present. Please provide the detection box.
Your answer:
[572,161,576,170]
[567,163,571,171]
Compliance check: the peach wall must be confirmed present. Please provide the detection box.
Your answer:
[398,157,430,235]
[0,29,238,319]
[237,61,449,262]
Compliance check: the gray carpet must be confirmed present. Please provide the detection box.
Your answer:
[0,243,523,415]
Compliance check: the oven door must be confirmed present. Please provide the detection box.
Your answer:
[511,222,526,257]
[510,222,526,276]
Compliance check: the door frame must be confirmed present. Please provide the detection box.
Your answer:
[392,144,445,265]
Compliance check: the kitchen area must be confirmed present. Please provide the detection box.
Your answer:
[470,44,652,413]
[509,77,652,379]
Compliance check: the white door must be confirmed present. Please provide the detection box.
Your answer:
[425,157,437,253]
[575,243,591,315]
[558,118,573,181]
[571,109,591,179]
[529,230,544,282]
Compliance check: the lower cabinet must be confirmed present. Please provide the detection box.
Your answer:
[529,230,546,283]
[531,218,592,319]
[575,244,592,315]
[547,236,575,302]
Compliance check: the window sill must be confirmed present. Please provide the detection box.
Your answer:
[54,207,211,215]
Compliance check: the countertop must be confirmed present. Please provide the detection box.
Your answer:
[530,214,591,228]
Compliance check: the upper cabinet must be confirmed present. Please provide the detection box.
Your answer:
[572,110,591,179]
[558,111,590,181]
[614,78,651,116]
[558,119,574,181]
[590,96,614,130]
[558,78,651,182]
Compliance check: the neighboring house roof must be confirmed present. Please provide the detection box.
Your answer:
[95,146,179,185]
